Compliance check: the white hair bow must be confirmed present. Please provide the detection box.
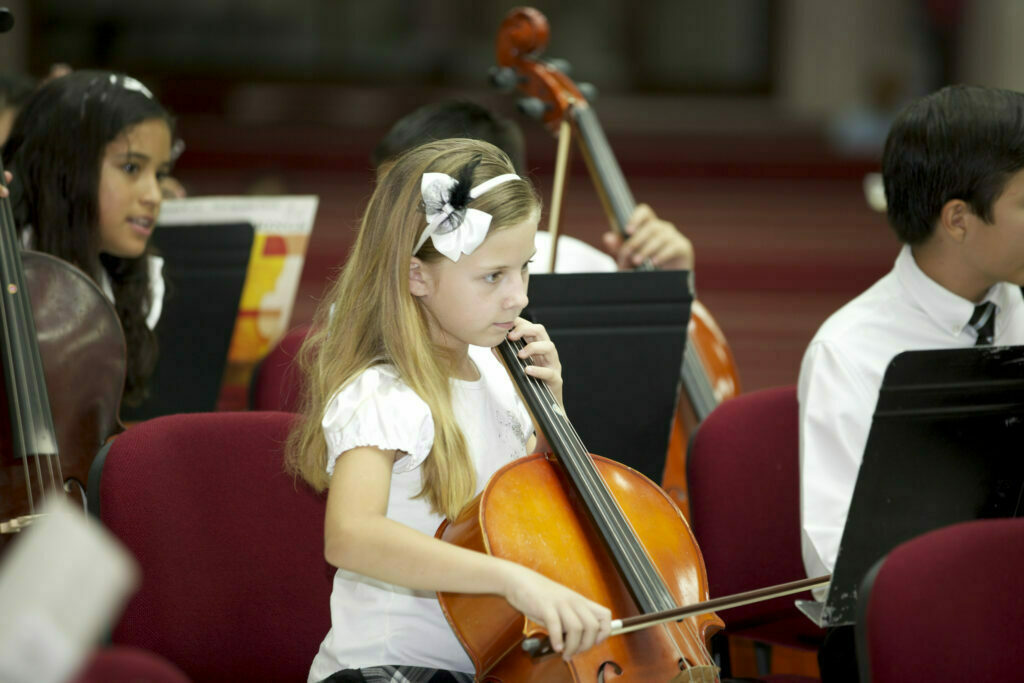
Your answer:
[413,172,520,261]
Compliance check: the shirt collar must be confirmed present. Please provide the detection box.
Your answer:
[895,243,1021,338]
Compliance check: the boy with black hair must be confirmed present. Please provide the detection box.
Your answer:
[372,100,528,176]
[374,99,694,274]
[799,84,1024,682]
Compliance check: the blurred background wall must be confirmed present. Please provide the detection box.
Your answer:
[0,0,1015,392]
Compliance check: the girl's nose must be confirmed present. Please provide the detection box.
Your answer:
[141,173,162,207]
[505,274,529,310]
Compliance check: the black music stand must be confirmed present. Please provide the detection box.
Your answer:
[523,271,692,483]
[797,344,1024,628]
[120,222,253,422]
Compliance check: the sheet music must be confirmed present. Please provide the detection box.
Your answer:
[158,195,319,407]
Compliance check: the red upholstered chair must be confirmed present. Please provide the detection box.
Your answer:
[87,411,332,683]
[856,518,1024,682]
[70,645,191,683]
[249,324,310,412]
[686,386,825,664]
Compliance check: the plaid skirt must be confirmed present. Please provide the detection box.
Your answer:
[320,665,474,683]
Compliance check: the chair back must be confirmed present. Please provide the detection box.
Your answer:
[687,385,824,649]
[71,646,191,683]
[88,411,332,683]
[249,324,310,412]
[856,518,1024,682]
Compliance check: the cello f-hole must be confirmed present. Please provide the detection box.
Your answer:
[596,660,623,682]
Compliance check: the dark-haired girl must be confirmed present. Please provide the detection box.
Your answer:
[2,70,173,406]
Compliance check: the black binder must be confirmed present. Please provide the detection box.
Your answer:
[522,270,692,483]
[120,222,253,422]
[798,344,1024,627]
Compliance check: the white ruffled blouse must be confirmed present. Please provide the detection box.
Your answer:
[308,344,534,681]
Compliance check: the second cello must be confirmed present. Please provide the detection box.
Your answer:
[490,7,740,515]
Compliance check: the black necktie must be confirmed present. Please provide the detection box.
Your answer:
[968,302,997,346]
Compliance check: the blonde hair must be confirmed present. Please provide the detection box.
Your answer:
[285,138,541,519]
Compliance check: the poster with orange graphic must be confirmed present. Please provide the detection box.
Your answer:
[157,195,319,408]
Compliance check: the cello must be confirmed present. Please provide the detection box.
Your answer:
[0,146,126,544]
[489,7,740,515]
[438,335,724,681]
[437,336,830,681]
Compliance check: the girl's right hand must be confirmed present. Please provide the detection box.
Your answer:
[500,563,612,660]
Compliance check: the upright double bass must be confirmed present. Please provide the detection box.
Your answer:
[489,7,740,514]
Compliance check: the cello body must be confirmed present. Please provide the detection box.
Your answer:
[0,250,126,543]
[438,453,723,680]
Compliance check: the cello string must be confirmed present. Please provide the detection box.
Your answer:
[573,108,719,670]
[8,254,62,497]
[0,177,42,512]
[508,337,682,610]
[0,161,68,513]
[505,338,705,669]
[584,107,634,227]
[511,336,719,671]
[503,338,692,641]
[588,128,724,670]
[506,338,664,597]
[580,116,724,421]
[578,108,634,229]
[574,108,622,227]
[1,162,58,489]
[516,71,719,679]
[507,336,656,583]
[682,343,717,420]
[14,287,60,499]
[505,339,701,669]
[15,257,64,490]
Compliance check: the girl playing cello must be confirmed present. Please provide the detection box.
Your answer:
[285,138,611,683]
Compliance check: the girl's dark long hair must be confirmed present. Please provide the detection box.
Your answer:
[2,70,175,405]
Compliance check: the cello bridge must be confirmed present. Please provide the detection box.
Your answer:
[669,663,720,682]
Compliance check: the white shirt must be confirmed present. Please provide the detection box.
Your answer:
[98,255,165,330]
[308,345,533,680]
[798,244,1024,589]
[530,231,616,274]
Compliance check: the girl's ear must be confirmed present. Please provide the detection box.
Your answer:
[409,257,432,297]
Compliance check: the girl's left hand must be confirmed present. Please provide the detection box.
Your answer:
[1,171,11,198]
[508,317,563,408]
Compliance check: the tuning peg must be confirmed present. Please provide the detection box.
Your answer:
[577,82,598,102]
[516,97,549,120]
[489,66,520,93]
[545,58,572,75]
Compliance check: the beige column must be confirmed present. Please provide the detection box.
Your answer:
[776,0,918,120]
[960,0,1024,91]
